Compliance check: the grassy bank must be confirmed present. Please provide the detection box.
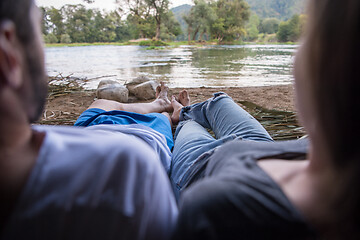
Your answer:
[45,41,214,48]
[45,42,135,48]
[45,40,297,48]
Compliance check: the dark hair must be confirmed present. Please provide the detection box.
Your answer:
[303,0,360,238]
[0,0,35,47]
[0,0,47,123]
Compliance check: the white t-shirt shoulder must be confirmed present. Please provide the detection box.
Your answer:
[85,124,172,173]
[2,125,177,240]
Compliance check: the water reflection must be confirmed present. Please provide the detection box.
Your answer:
[44,44,298,89]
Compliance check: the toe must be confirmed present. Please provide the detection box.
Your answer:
[156,85,161,98]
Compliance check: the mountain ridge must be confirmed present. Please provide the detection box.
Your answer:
[246,0,306,20]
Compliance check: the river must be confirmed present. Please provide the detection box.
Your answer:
[44,44,298,89]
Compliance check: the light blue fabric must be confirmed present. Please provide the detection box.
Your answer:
[75,108,174,151]
[2,125,178,240]
[169,92,273,200]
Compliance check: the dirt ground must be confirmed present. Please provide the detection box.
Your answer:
[39,84,296,125]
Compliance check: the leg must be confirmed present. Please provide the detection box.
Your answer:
[170,91,236,200]
[180,92,273,142]
[170,120,217,200]
[76,83,174,150]
[88,82,173,115]
[161,112,172,128]
[171,92,215,199]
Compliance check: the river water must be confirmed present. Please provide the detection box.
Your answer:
[45,44,298,89]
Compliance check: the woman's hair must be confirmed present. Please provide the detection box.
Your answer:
[303,0,360,238]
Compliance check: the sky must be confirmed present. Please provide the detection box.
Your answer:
[35,0,193,11]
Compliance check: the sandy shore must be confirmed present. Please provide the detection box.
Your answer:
[40,84,296,124]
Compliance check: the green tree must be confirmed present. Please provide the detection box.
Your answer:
[40,3,149,43]
[244,13,260,41]
[106,10,128,42]
[211,17,225,41]
[91,10,118,42]
[277,21,291,42]
[259,18,280,34]
[118,0,180,40]
[211,0,250,42]
[40,7,49,35]
[126,13,156,39]
[276,14,304,42]
[184,0,216,41]
[183,11,195,41]
[118,0,151,39]
[287,14,300,41]
[62,4,93,42]
[60,34,72,43]
[160,11,182,40]
[48,7,65,41]
[145,0,169,40]
[115,21,134,41]
[44,33,58,43]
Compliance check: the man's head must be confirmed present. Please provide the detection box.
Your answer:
[0,0,47,123]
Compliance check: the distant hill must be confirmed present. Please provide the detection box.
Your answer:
[171,4,192,41]
[246,0,306,20]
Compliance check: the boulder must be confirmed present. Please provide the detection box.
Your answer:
[125,76,151,92]
[96,80,129,103]
[130,80,158,100]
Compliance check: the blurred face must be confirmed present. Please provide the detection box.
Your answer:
[20,2,48,123]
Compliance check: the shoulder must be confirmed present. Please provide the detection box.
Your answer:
[32,125,169,195]
[175,139,314,240]
[35,125,159,166]
[18,126,177,239]
[175,177,314,240]
[213,138,309,160]
[205,139,309,177]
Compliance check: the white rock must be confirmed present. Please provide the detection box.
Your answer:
[126,76,151,87]
[130,81,158,100]
[96,80,129,103]
[97,80,119,88]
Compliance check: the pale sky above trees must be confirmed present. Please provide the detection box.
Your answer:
[35,0,193,10]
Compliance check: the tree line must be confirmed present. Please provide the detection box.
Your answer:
[243,12,306,42]
[185,0,305,43]
[41,0,305,44]
[41,0,182,43]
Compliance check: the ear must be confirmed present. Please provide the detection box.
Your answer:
[0,20,22,89]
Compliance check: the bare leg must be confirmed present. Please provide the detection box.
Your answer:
[171,90,190,125]
[161,112,172,128]
[88,82,173,114]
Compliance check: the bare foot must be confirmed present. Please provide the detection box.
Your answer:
[155,82,173,112]
[171,90,190,125]
[178,90,190,106]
